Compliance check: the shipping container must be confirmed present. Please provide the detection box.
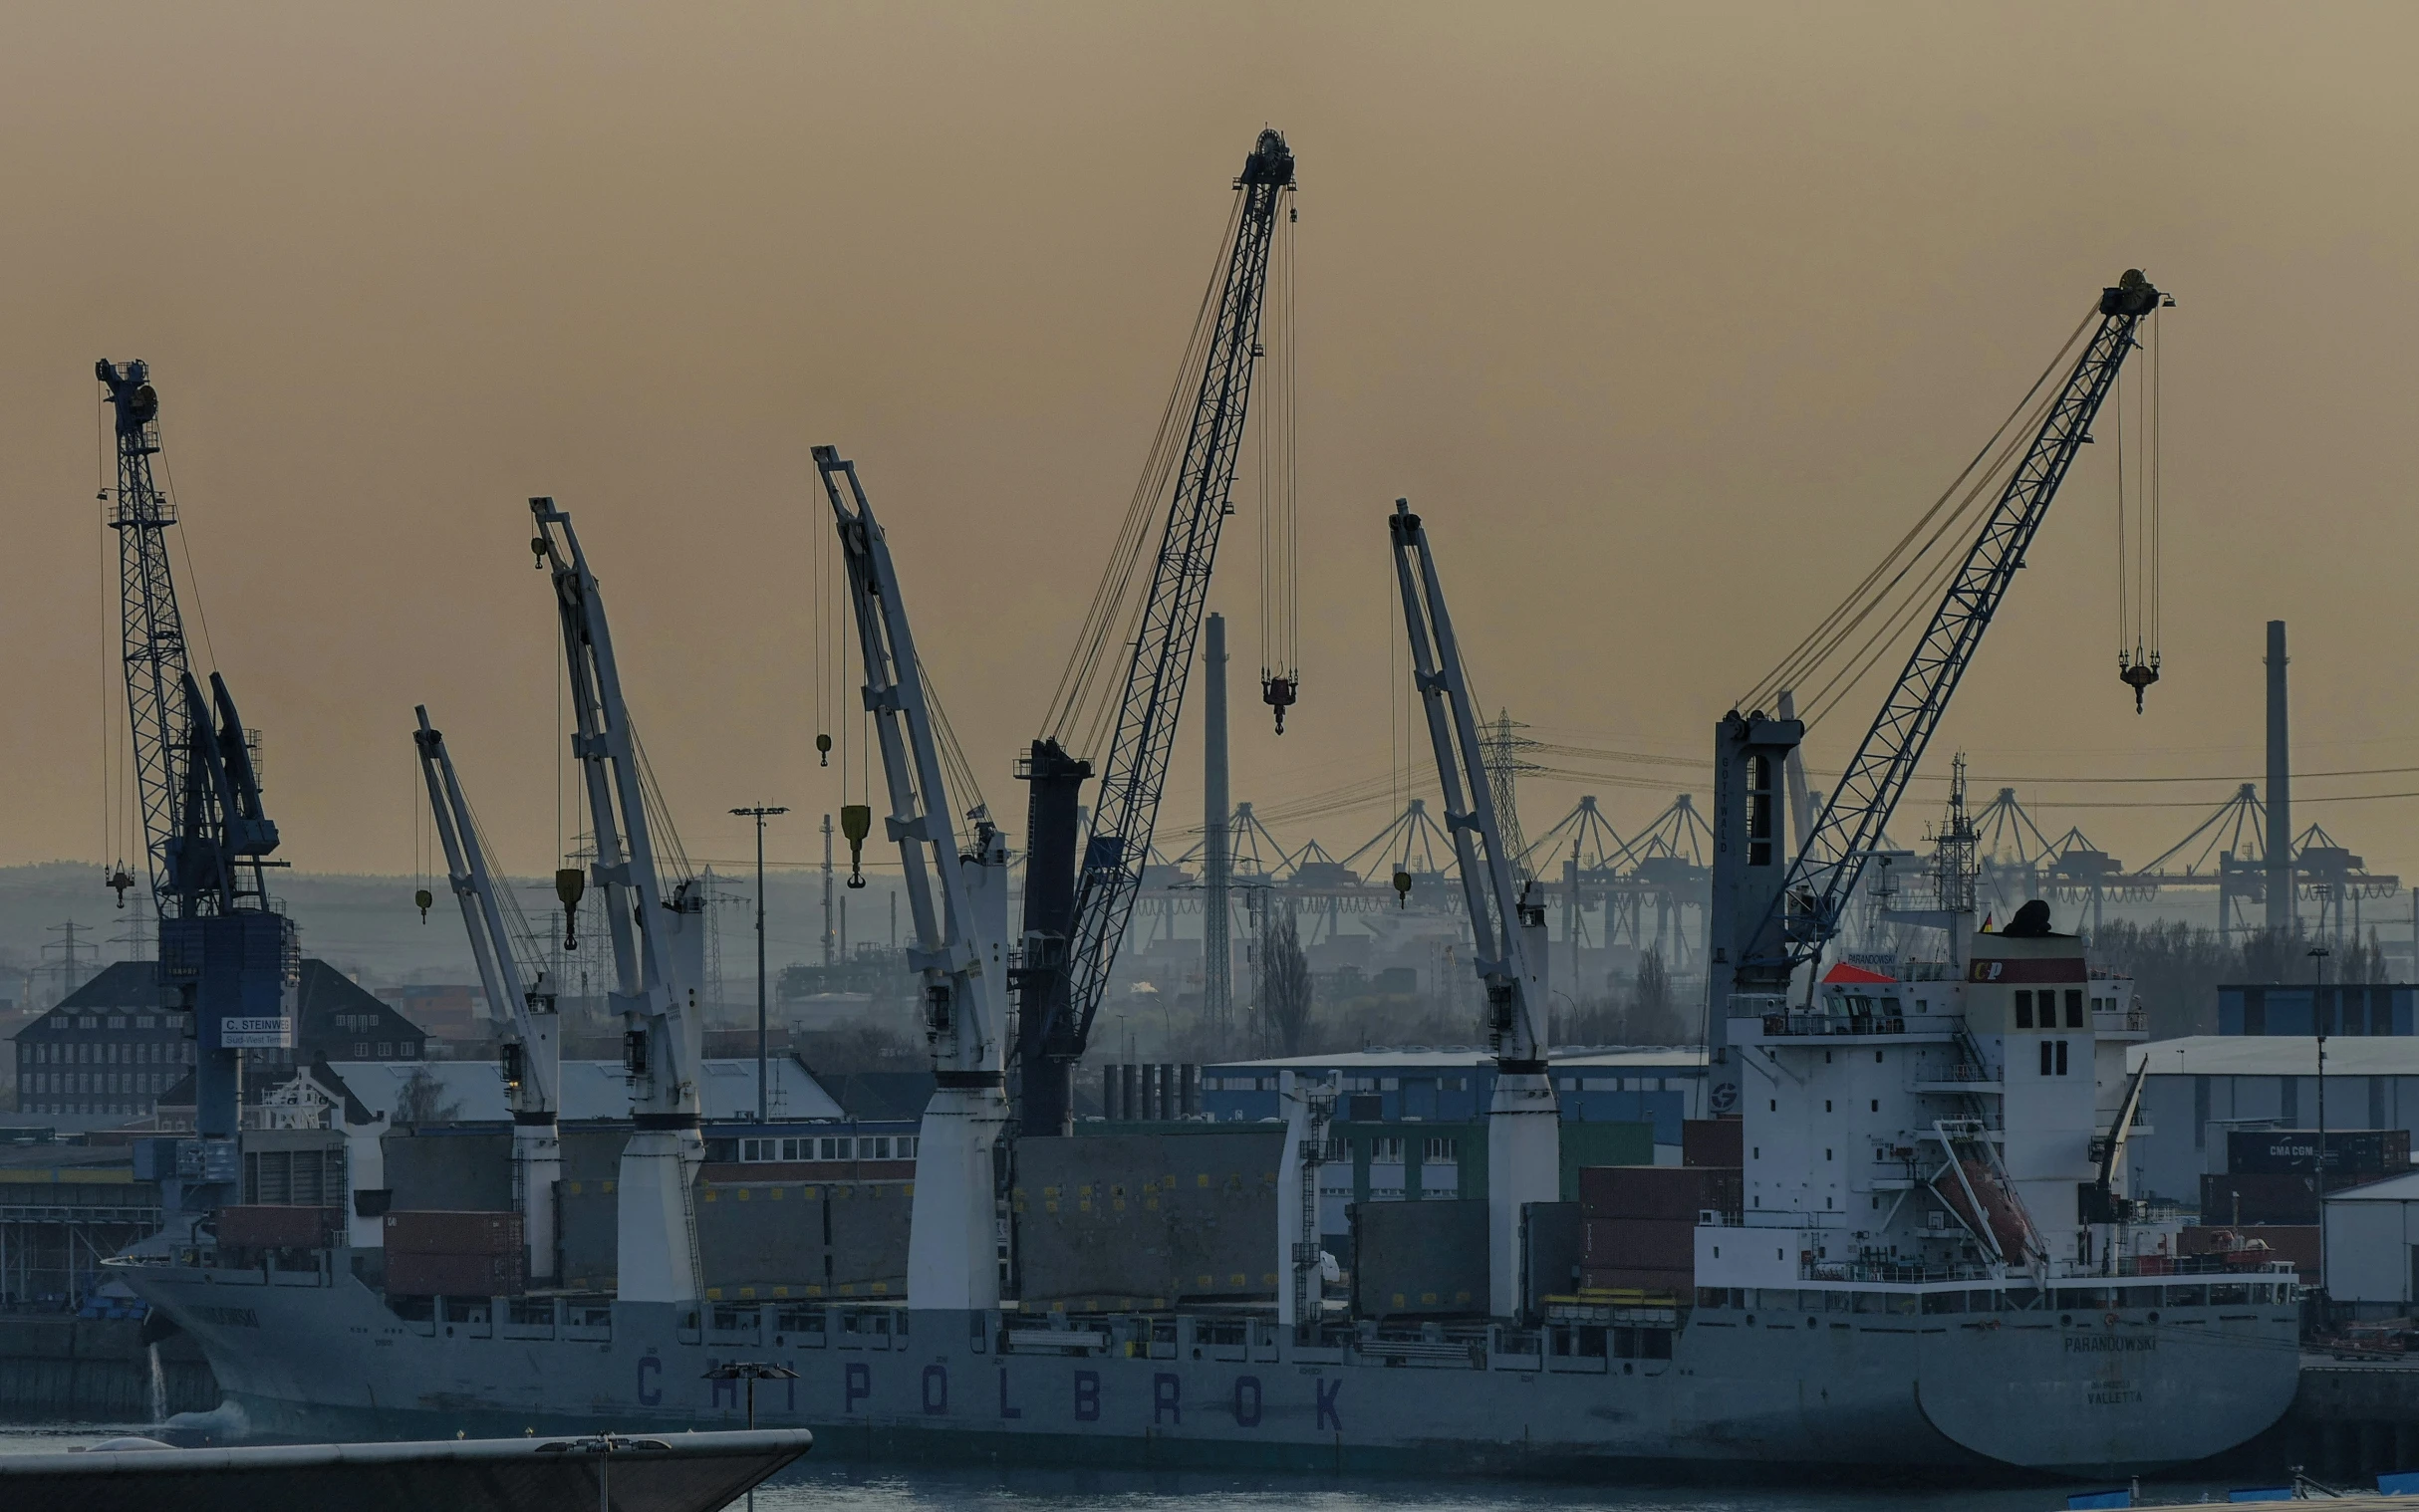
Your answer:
[217,1205,341,1250]
[1577,1165,1738,1221]
[1351,1198,1487,1318]
[1582,1217,1697,1272]
[385,1250,524,1297]
[1579,1266,1691,1296]
[2226,1128,2411,1176]
[1682,1120,1743,1170]
[2201,1172,2323,1225]
[384,1209,524,1257]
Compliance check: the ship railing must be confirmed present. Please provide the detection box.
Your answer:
[2108,1252,2297,1279]
[1800,1258,1998,1285]
[1760,1012,1913,1038]
[1347,1335,1487,1370]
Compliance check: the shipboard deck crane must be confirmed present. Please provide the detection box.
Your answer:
[530,498,708,1306]
[1388,499,1556,1319]
[1013,128,1296,1135]
[412,706,563,1285]
[1707,270,2169,1115]
[816,446,1013,1310]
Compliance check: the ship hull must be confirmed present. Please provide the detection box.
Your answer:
[116,1263,2298,1479]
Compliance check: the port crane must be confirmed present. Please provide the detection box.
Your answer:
[816,446,1013,1309]
[411,707,562,1285]
[1708,269,2169,1113]
[97,360,296,1184]
[530,497,709,1305]
[1013,128,1296,1134]
[1388,499,1556,1320]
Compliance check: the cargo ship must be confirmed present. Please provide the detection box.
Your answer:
[111,902,2300,1477]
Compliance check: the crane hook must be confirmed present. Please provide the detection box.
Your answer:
[1261,673,1297,735]
[816,732,832,768]
[2119,653,2160,714]
[414,887,433,923]
[841,804,873,888]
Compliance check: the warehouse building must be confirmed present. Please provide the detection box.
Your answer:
[2123,1037,2419,1209]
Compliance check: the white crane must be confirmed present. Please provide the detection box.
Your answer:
[1388,499,1557,1319]
[412,705,562,1286]
[815,447,1012,1312]
[530,497,708,1308]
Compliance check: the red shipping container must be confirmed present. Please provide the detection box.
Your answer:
[385,1250,524,1297]
[384,1209,523,1257]
[217,1205,341,1249]
[1682,1120,1743,1170]
[1582,1217,1697,1271]
[1578,1165,1735,1221]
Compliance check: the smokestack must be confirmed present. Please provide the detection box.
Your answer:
[1205,613,1231,1032]
[2266,621,2293,936]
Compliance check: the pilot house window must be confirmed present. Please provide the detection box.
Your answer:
[2015,991,2033,1029]
[2064,990,2084,1028]
[2038,1039,2069,1077]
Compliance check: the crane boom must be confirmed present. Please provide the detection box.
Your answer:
[97,360,192,909]
[1016,127,1295,1134]
[1764,270,2166,974]
[816,446,1013,1308]
[530,496,705,1305]
[412,705,563,1284]
[1387,500,1556,1320]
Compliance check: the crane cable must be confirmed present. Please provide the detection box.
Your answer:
[1737,309,2095,719]
[1043,195,1245,753]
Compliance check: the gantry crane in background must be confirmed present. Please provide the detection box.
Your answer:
[531,497,710,1306]
[1012,128,1297,1135]
[97,360,296,1194]
[1389,499,1555,1318]
[412,706,562,1286]
[1707,270,2169,1114]
[816,445,1015,1310]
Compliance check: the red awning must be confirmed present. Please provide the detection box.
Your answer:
[1820,961,1897,985]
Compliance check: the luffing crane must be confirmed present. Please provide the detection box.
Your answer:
[1706,270,2169,1115]
[815,446,1013,1309]
[412,706,562,1286]
[97,360,296,1190]
[530,497,710,1305]
[1012,128,1297,1135]
[1389,499,1555,1319]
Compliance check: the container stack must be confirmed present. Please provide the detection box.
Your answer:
[1577,1166,1738,1297]
[383,1210,524,1297]
[2202,1129,2412,1224]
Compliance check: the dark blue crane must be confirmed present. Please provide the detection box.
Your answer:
[1012,129,1295,1134]
[98,361,294,1161]
[1705,271,2168,1110]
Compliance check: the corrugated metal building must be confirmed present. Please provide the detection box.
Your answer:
[2124,1037,2419,1208]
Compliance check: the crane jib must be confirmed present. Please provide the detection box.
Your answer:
[1042,130,1295,1075]
[1754,271,2165,972]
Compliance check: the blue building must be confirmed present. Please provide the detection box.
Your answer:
[2217,984,2417,1037]
[1201,1046,1707,1153]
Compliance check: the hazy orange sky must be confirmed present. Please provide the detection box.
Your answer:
[5,3,2416,897]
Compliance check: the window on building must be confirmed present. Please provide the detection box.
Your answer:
[2015,991,2033,1029]
[1371,1136,1405,1162]
[376,1043,392,1059]
[1423,1136,1458,1162]
[2065,990,2084,1028]
[2056,1040,2069,1075]
[2039,1041,2053,1076]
